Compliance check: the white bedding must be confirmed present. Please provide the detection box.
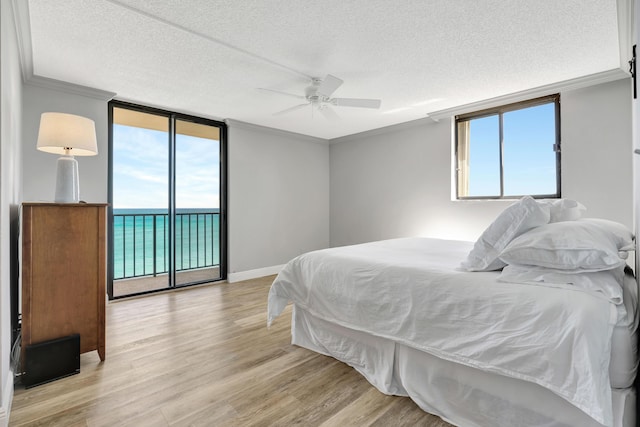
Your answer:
[267,237,621,426]
[292,306,636,427]
[611,271,639,388]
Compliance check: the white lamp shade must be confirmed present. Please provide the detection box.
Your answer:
[36,112,98,156]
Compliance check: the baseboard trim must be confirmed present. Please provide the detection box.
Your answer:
[228,265,284,283]
[0,370,14,426]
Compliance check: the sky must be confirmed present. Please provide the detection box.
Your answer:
[113,124,220,209]
[467,102,556,197]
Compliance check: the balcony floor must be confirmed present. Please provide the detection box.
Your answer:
[113,266,221,297]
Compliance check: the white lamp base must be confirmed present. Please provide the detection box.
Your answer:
[54,155,80,203]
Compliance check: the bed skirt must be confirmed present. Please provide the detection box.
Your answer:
[291,305,636,427]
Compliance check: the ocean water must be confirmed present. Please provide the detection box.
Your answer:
[113,208,220,279]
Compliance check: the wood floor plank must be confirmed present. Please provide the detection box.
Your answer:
[319,387,398,427]
[10,276,452,426]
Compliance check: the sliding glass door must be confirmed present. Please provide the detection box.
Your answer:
[108,101,226,299]
[174,119,222,286]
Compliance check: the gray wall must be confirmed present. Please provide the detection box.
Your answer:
[20,79,633,276]
[21,84,110,203]
[330,79,633,247]
[562,79,633,222]
[227,121,330,278]
[20,93,332,280]
[0,0,24,422]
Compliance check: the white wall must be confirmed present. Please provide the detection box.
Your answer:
[330,78,633,247]
[227,121,330,279]
[0,0,24,423]
[21,84,110,203]
[562,79,633,225]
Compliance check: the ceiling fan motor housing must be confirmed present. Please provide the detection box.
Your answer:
[306,79,325,104]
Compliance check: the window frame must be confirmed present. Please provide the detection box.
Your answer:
[454,94,561,200]
[107,100,228,300]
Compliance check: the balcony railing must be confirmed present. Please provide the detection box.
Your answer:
[113,211,220,280]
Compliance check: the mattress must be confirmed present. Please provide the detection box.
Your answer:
[610,269,639,388]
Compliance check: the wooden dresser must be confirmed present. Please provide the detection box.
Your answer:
[21,202,107,361]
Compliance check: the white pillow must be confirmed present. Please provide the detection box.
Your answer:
[498,264,624,304]
[460,196,550,271]
[538,199,586,222]
[499,218,634,273]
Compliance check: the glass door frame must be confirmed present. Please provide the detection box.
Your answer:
[107,100,227,300]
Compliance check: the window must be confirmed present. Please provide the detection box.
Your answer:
[455,94,560,199]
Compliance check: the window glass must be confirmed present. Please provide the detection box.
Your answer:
[456,95,559,199]
[468,115,500,197]
[503,103,556,196]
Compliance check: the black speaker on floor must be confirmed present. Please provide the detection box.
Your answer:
[23,334,80,388]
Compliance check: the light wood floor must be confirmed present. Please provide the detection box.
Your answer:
[10,276,453,427]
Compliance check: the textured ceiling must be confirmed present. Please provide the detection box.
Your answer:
[24,0,623,139]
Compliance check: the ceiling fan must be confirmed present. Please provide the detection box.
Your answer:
[259,74,382,120]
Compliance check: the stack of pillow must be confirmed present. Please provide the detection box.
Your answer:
[460,196,634,304]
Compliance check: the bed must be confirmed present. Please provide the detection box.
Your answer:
[267,197,638,427]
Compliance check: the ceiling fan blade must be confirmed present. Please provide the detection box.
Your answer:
[258,88,306,100]
[320,105,340,121]
[317,74,343,97]
[333,98,382,109]
[273,103,309,116]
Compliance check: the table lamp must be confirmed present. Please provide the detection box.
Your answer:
[36,112,98,203]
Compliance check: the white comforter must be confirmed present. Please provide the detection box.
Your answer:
[267,238,619,426]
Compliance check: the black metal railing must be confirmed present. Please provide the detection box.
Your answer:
[113,211,220,280]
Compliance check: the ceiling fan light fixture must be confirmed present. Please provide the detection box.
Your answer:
[262,74,382,118]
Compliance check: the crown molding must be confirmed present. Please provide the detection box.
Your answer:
[426,68,629,121]
[12,0,116,101]
[617,0,634,72]
[225,119,329,145]
[11,0,33,82]
[25,75,116,101]
[113,96,225,123]
[329,117,438,145]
